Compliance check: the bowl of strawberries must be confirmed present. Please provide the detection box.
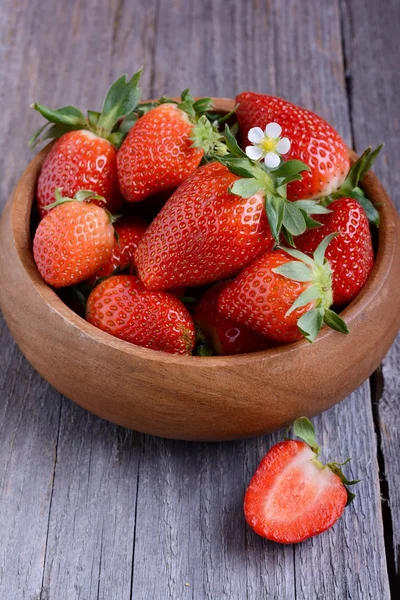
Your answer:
[0,70,399,441]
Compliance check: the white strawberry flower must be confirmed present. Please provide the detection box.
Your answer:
[245,122,291,169]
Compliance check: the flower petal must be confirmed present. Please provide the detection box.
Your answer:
[265,122,282,139]
[276,137,291,155]
[264,152,280,169]
[247,127,264,143]
[246,145,264,160]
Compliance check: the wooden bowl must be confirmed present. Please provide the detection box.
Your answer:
[1,98,399,441]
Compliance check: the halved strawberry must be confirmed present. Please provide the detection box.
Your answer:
[117,91,227,202]
[86,275,195,355]
[30,70,143,216]
[244,417,358,544]
[236,92,351,200]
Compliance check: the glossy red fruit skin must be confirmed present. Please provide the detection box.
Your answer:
[135,162,274,290]
[33,202,115,288]
[37,130,123,218]
[295,197,374,306]
[117,104,203,203]
[218,250,315,343]
[194,283,272,355]
[88,216,148,284]
[244,440,347,544]
[86,275,195,355]
[236,92,350,200]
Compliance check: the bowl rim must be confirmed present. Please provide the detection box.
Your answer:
[8,97,398,367]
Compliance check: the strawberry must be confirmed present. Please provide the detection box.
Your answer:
[117,91,227,202]
[33,190,115,288]
[295,198,374,306]
[135,162,274,290]
[218,234,349,343]
[86,275,195,355]
[236,91,351,200]
[88,216,148,284]
[194,283,271,355]
[244,417,358,544]
[30,71,143,217]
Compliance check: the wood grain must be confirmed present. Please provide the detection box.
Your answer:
[341,0,400,585]
[0,0,397,598]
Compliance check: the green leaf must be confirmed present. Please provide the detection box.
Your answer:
[282,228,295,247]
[97,69,142,134]
[293,417,320,454]
[281,246,314,266]
[282,200,307,236]
[192,97,214,114]
[195,343,213,357]
[230,178,263,198]
[119,110,140,134]
[266,195,285,242]
[107,131,125,148]
[346,490,356,506]
[323,309,349,334]
[297,307,324,342]
[294,200,332,215]
[313,232,338,266]
[302,212,323,229]
[217,157,256,178]
[87,110,101,128]
[349,192,380,227]
[272,261,313,282]
[273,159,310,179]
[286,285,320,316]
[224,125,248,158]
[180,296,197,304]
[31,104,87,127]
[340,145,383,192]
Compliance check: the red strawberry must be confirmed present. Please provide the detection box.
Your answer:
[236,92,350,200]
[244,417,357,544]
[36,131,123,217]
[33,191,115,288]
[135,162,274,290]
[86,275,195,355]
[88,216,148,284]
[194,283,271,355]
[295,198,374,306]
[30,71,143,217]
[117,92,224,202]
[218,235,349,343]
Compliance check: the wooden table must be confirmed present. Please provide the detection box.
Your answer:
[1,1,399,598]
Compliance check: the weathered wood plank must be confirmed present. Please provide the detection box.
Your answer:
[0,319,61,600]
[341,0,400,584]
[41,401,141,600]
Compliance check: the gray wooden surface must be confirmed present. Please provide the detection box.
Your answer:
[0,0,399,598]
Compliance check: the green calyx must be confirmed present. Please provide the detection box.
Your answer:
[211,125,325,243]
[291,417,359,505]
[323,145,383,227]
[45,188,119,224]
[272,233,349,342]
[29,69,143,150]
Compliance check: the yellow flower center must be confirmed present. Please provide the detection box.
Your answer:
[259,137,277,153]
